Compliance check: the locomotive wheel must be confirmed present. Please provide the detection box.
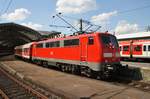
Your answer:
[61,65,65,72]
[98,71,111,80]
[86,68,92,77]
[36,60,43,66]
[42,61,48,68]
[85,68,97,78]
[74,66,81,75]
[71,65,75,74]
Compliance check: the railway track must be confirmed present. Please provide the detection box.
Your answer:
[1,55,150,98]
[111,78,150,93]
[127,81,150,92]
[0,67,48,99]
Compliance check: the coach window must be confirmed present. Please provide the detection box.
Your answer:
[134,45,141,51]
[143,45,146,51]
[64,39,79,46]
[88,36,94,45]
[148,45,150,51]
[123,46,129,51]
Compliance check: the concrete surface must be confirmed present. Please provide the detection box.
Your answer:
[122,61,150,82]
[0,60,150,99]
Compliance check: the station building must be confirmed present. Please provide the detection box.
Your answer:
[0,23,41,55]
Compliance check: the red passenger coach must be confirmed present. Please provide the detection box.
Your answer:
[117,32,150,60]
[15,42,35,60]
[15,32,121,78]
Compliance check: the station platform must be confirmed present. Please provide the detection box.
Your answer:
[121,61,150,69]
[121,61,150,82]
[0,60,150,99]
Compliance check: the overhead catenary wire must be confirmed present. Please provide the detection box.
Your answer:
[118,4,150,14]
[55,13,79,32]
[51,3,150,33]
[103,4,150,33]
[1,0,12,14]
[0,0,6,16]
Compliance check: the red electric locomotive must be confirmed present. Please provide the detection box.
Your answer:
[15,32,121,78]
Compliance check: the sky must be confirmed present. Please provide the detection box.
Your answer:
[0,0,150,35]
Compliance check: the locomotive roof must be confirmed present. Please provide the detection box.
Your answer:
[116,32,150,40]
[37,32,113,43]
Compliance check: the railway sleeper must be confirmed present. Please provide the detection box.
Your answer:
[8,91,27,98]
[14,94,36,99]
[5,87,25,94]
[5,89,20,94]
[4,85,20,91]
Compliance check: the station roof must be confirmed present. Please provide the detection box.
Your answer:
[116,32,150,40]
[0,22,41,50]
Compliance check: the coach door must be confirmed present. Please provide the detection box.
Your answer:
[143,45,147,58]
[30,44,34,60]
[143,44,150,58]
[148,45,150,57]
[80,37,88,62]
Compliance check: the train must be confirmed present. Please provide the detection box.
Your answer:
[117,32,150,60]
[15,32,124,78]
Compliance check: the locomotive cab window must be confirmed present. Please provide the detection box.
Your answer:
[88,36,94,45]
[101,35,111,45]
[123,46,129,51]
[101,35,119,48]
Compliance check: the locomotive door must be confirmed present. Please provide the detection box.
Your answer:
[80,37,88,62]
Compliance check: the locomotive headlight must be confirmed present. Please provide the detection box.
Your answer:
[108,66,113,70]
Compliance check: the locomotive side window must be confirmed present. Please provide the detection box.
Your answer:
[88,36,94,45]
[46,43,49,48]
[148,45,150,51]
[37,43,43,48]
[134,45,141,51]
[123,46,129,51]
[143,45,146,51]
[46,41,60,48]
[54,41,60,47]
[64,39,79,46]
